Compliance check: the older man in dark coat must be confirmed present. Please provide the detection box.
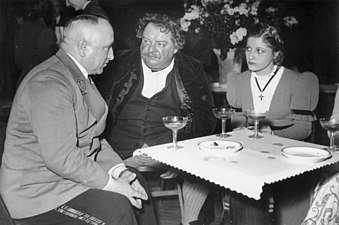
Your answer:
[94,13,216,225]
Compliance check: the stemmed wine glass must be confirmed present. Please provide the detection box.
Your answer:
[212,107,235,138]
[243,110,267,139]
[162,116,188,149]
[319,117,339,152]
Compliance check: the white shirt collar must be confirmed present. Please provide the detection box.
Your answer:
[141,59,174,98]
[66,53,89,79]
[251,65,278,80]
[141,59,174,76]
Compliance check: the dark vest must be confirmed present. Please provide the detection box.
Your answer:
[109,71,182,159]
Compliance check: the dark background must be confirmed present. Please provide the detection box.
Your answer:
[0,0,338,100]
[106,0,339,84]
[0,0,338,147]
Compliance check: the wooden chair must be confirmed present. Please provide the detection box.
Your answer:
[220,190,275,225]
[137,166,184,217]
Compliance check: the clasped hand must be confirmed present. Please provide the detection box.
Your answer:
[106,170,148,209]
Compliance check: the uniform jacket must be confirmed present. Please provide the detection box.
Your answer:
[227,67,319,140]
[94,48,217,145]
[0,49,123,219]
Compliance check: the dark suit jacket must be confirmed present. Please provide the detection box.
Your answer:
[0,49,123,219]
[95,48,217,145]
[83,0,108,19]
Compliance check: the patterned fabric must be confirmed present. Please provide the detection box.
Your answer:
[302,170,339,225]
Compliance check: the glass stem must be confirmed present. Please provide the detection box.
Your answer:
[254,120,259,138]
[221,118,226,135]
[329,132,335,151]
[173,130,178,148]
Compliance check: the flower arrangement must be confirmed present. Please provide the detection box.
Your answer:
[180,0,298,60]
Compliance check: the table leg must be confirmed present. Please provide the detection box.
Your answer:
[267,195,275,225]
[220,190,232,225]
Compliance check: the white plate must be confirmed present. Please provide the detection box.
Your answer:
[281,147,332,163]
[198,140,242,156]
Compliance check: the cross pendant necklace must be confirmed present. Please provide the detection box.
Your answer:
[258,93,264,101]
[255,66,280,101]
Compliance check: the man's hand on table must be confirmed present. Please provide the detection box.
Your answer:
[105,170,148,209]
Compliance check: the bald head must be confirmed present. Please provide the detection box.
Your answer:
[61,15,113,51]
[61,15,114,75]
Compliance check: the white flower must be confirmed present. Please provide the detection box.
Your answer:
[223,4,234,16]
[180,5,204,31]
[250,0,260,16]
[237,3,249,16]
[284,16,298,27]
[180,0,298,54]
[180,20,191,32]
[201,0,220,7]
[182,5,202,21]
[266,6,277,14]
[235,19,240,26]
[230,27,247,45]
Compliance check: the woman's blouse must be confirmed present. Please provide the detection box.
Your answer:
[250,65,284,113]
[227,67,319,140]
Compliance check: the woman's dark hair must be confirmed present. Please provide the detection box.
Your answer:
[135,13,185,50]
[247,23,284,65]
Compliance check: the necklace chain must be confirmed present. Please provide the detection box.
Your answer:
[255,66,280,101]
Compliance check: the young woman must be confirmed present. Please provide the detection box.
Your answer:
[227,23,318,141]
[226,23,320,225]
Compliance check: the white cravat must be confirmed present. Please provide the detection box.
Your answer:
[141,59,174,99]
[251,66,284,112]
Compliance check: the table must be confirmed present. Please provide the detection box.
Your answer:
[135,129,339,200]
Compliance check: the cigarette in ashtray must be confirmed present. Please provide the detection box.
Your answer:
[212,141,235,149]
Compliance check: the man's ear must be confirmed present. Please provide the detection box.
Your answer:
[78,40,87,57]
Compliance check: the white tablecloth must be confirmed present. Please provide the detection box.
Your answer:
[135,129,339,200]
